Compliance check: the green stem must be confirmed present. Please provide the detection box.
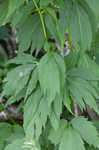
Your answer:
[33,0,47,40]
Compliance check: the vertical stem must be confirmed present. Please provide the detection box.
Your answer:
[33,0,47,40]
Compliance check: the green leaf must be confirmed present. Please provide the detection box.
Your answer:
[45,14,59,42]
[67,67,99,112]
[54,0,65,9]
[2,64,34,98]
[49,109,60,130]
[78,54,99,78]
[58,0,73,36]
[0,123,12,140]
[68,68,99,81]
[24,88,52,139]
[38,97,50,127]
[7,125,25,143]
[25,68,38,101]
[70,2,93,51]
[86,0,99,19]
[17,14,45,55]
[49,121,85,150]
[11,2,34,28]
[5,138,39,150]
[0,140,4,150]
[71,117,99,147]
[49,119,67,145]
[8,54,36,65]
[0,0,8,25]
[6,88,26,106]
[93,120,99,133]
[69,84,85,110]
[53,95,62,118]
[63,86,73,114]
[86,145,99,150]
[78,0,97,40]
[59,127,85,150]
[54,53,66,89]
[40,0,51,6]
[5,139,27,150]
[34,113,43,139]
[65,51,79,70]
[7,0,26,19]
[24,89,42,139]
[38,53,60,105]
[68,77,99,113]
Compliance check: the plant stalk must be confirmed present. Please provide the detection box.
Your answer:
[33,0,47,40]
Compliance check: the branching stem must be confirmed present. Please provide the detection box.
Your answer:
[33,0,47,40]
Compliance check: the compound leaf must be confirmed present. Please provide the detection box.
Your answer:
[72,117,99,147]
[5,138,39,150]
[17,14,45,55]
[68,69,99,113]
[49,119,67,145]
[6,0,26,20]
[70,2,92,51]
[59,127,85,150]
[49,122,85,150]
[2,64,34,98]
[24,89,42,138]
[8,54,36,65]
[38,53,60,105]
[25,68,38,101]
